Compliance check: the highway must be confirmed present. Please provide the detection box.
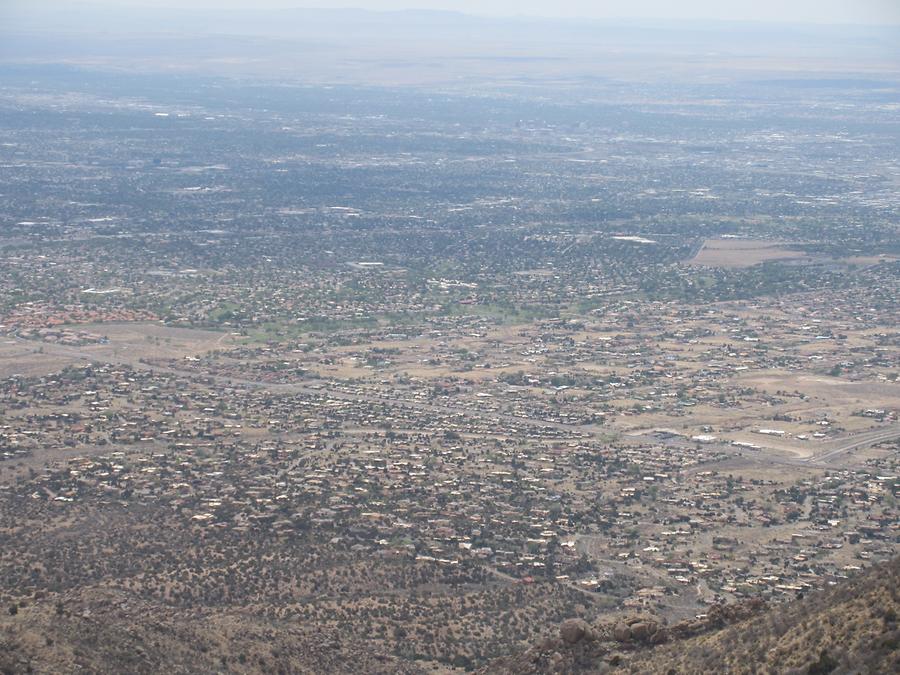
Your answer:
[804,424,900,464]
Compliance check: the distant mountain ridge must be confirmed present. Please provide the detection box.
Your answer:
[4,2,898,87]
[5,3,899,45]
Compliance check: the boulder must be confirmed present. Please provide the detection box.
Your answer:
[613,622,632,642]
[650,627,668,645]
[560,618,591,645]
[630,622,651,641]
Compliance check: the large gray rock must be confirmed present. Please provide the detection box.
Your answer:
[630,622,651,641]
[560,618,591,644]
[613,622,632,642]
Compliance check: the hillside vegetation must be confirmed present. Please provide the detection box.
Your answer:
[484,556,899,675]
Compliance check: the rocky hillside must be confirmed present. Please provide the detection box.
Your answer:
[0,587,426,675]
[2,558,896,674]
[483,556,899,674]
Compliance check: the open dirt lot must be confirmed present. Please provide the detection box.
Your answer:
[691,238,807,268]
[0,323,231,378]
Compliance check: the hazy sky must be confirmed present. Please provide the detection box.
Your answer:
[69,0,900,25]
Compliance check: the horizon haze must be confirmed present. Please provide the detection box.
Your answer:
[6,0,900,26]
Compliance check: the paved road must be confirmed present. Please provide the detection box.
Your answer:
[661,424,899,470]
[804,424,900,464]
